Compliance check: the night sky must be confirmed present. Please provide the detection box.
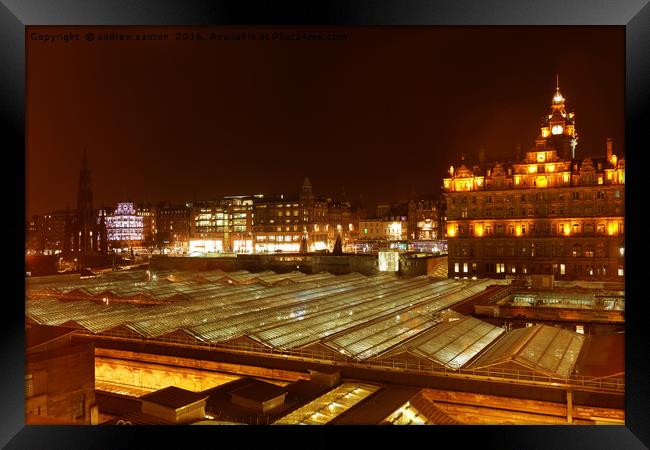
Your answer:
[26,26,624,217]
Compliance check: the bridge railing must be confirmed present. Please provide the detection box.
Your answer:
[81,329,624,393]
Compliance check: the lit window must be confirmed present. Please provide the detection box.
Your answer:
[525,323,533,328]
[463,263,468,273]
[576,325,584,334]
[454,263,459,273]
[619,247,624,256]
[560,264,566,275]
[618,266,624,276]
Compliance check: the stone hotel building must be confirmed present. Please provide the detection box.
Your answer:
[443,82,625,280]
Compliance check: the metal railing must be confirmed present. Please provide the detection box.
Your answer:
[79,329,624,394]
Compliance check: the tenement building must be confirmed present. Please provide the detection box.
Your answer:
[155,203,192,254]
[189,196,255,254]
[253,179,330,252]
[443,82,625,280]
[26,210,68,255]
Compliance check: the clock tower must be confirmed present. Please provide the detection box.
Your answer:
[535,75,577,160]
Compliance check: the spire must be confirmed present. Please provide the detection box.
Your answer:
[553,74,564,105]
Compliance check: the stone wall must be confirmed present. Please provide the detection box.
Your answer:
[150,253,381,276]
[150,253,443,277]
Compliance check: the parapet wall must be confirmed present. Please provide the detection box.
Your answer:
[150,253,381,276]
[150,253,443,277]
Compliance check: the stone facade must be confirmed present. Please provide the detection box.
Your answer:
[443,83,624,280]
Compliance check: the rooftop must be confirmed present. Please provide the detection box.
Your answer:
[140,386,208,409]
[26,269,506,361]
[229,379,288,403]
[467,324,585,378]
[574,332,624,378]
[273,382,381,425]
[25,323,76,350]
[384,314,506,369]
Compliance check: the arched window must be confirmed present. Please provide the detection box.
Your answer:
[572,223,581,234]
[584,223,594,234]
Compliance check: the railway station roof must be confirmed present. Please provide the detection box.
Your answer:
[467,324,586,378]
[26,269,513,365]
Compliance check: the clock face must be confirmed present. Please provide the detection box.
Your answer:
[551,125,564,135]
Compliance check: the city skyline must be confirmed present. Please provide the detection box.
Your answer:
[22,25,628,430]
[26,26,624,218]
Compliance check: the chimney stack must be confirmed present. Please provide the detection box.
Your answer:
[606,138,613,163]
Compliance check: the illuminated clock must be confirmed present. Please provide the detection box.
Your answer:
[551,125,564,135]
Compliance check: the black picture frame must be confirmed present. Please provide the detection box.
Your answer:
[3,1,648,448]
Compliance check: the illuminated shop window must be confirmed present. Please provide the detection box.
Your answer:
[454,263,459,273]
[575,325,584,334]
